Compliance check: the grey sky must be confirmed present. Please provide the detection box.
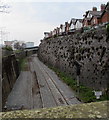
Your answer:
[0,0,108,45]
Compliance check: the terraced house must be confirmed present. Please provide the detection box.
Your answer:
[44,2,109,39]
[83,2,109,27]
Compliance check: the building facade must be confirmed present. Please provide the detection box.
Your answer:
[26,42,34,48]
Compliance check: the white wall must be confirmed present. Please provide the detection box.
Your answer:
[75,21,82,29]
[69,23,75,30]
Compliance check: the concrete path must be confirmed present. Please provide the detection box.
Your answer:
[5,54,80,111]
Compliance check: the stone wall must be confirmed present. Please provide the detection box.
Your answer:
[38,28,109,92]
[2,55,19,109]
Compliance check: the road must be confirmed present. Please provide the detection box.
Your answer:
[5,54,81,111]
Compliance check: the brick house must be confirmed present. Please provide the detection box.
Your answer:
[90,4,106,26]
[65,22,69,34]
[56,27,60,36]
[82,17,91,27]
[83,7,102,27]
[84,3,109,27]
[100,2,109,23]
[90,15,101,26]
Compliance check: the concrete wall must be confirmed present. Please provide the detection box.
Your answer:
[2,55,19,109]
[38,28,109,92]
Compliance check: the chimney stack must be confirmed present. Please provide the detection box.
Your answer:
[101,4,105,11]
[92,7,97,11]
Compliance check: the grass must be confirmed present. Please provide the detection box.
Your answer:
[48,65,109,103]
[14,49,22,53]
[18,58,29,71]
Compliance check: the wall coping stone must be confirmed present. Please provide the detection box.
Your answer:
[1,101,108,118]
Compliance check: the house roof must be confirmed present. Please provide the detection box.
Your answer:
[44,32,50,34]
[85,11,102,17]
[69,18,77,26]
[77,19,83,23]
[75,19,83,24]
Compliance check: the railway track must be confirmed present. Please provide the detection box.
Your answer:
[5,55,80,111]
[29,59,43,108]
[31,56,71,108]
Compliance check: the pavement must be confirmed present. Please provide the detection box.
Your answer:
[4,54,81,111]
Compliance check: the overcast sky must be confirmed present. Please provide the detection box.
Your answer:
[0,0,108,46]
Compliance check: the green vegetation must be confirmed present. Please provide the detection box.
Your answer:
[14,49,22,53]
[1,101,108,118]
[48,65,109,103]
[54,34,57,38]
[19,58,28,71]
[106,24,109,33]
[2,46,13,51]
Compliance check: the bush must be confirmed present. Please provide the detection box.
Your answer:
[3,46,13,51]
[106,24,109,33]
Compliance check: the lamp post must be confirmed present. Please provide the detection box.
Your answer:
[0,29,10,45]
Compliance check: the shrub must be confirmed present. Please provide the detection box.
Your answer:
[3,46,13,51]
[106,24,109,33]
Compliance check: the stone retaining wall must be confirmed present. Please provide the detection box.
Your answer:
[38,28,109,92]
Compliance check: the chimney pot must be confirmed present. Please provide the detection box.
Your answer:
[101,4,105,11]
[92,7,97,11]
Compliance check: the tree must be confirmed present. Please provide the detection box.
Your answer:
[21,43,26,49]
[2,45,13,51]
[14,42,21,50]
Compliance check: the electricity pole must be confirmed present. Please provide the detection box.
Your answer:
[0,0,10,45]
[0,29,9,45]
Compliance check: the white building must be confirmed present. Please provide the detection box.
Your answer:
[69,18,76,30]
[26,42,34,48]
[44,32,50,38]
[75,19,83,29]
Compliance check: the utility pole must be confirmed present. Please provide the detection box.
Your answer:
[0,27,9,45]
[0,0,10,45]
[0,30,3,45]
